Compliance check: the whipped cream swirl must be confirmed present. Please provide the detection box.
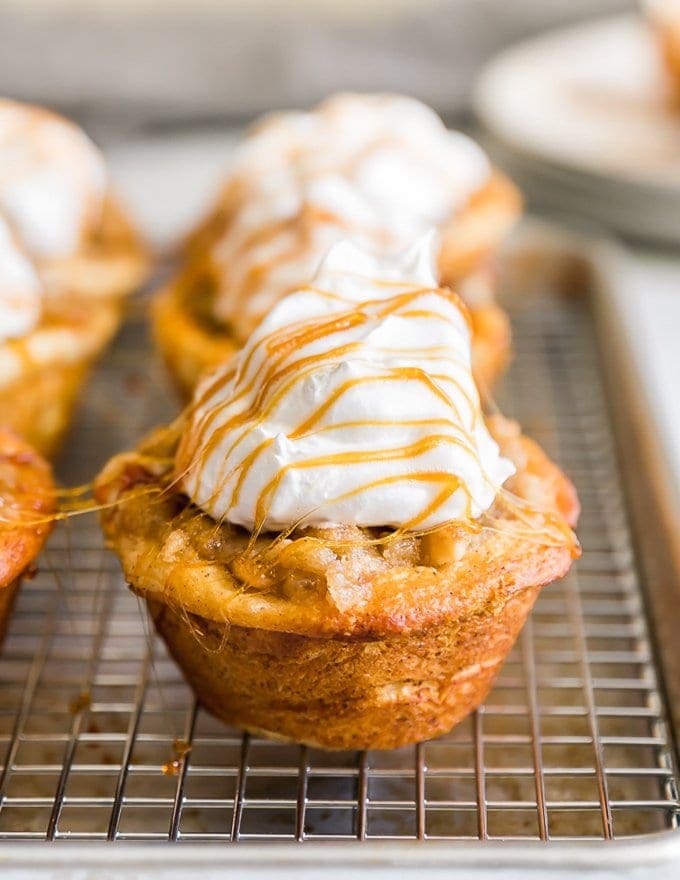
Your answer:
[0,99,108,344]
[211,93,491,335]
[178,236,514,533]
[0,216,42,343]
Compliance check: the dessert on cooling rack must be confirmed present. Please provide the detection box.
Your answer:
[0,98,148,456]
[153,93,521,399]
[98,236,579,751]
[0,428,55,644]
[645,0,680,102]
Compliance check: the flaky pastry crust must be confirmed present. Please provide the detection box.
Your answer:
[438,172,523,284]
[0,429,55,642]
[152,271,512,402]
[151,280,238,402]
[0,197,148,456]
[0,301,121,457]
[40,196,149,302]
[96,415,578,749]
[154,170,520,400]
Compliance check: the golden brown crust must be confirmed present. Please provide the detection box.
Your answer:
[152,274,512,401]
[96,414,578,748]
[151,282,238,401]
[181,177,249,263]
[0,429,54,590]
[485,414,580,529]
[97,415,578,636]
[156,168,521,400]
[0,301,121,457]
[0,362,91,459]
[148,582,541,750]
[469,300,512,393]
[439,171,523,285]
[0,193,147,457]
[40,195,150,301]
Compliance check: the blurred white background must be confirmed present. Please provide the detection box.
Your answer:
[0,0,635,135]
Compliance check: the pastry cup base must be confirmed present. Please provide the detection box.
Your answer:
[152,286,237,401]
[152,284,510,401]
[147,582,541,751]
[0,359,93,459]
[1,299,123,458]
[469,301,511,393]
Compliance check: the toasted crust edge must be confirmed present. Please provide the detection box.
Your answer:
[97,412,577,749]
[97,416,578,640]
[0,429,55,589]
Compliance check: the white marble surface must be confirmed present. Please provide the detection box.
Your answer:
[105,131,680,506]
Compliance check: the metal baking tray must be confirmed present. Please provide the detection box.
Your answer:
[0,230,678,878]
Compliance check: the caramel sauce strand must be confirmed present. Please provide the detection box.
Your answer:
[178,269,496,534]
[290,369,467,440]
[190,366,480,517]
[251,435,473,531]
[184,288,474,481]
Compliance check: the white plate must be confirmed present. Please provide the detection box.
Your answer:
[474,14,680,243]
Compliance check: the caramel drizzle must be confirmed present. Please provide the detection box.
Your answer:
[0,103,101,250]
[213,209,391,340]
[252,441,471,534]
[204,116,456,336]
[0,101,105,341]
[191,284,470,427]
[181,288,475,474]
[179,104,486,529]
[178,280,499,533]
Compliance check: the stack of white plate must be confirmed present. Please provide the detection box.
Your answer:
[474,14,680,245]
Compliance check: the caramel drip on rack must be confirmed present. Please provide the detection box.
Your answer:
[179,277,496,532]
[161,738,192,778]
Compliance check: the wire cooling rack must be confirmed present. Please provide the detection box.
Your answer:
[0,289,678,844]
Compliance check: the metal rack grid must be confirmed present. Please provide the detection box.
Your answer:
[0,289,678,843]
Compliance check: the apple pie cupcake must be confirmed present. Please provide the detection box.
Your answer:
[0,99,148,456]
[153,93,521,399]
[0,428,55,644]
[100,237,578,751]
